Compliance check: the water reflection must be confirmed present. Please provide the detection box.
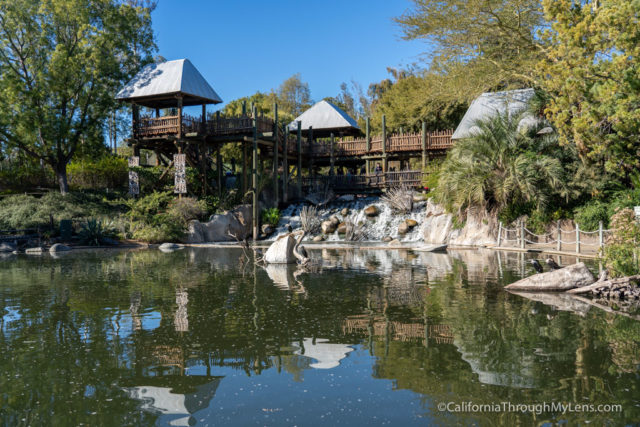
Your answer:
[0,247,638,425]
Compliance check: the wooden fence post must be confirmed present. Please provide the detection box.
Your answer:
[382,115,387,172]
[598,220,604,249]
[252,106,258,241]
[330,132,335,176]
[576,223,580,254]
[497,221,502,247]
[282,124,288,203]
[273,103,279,205]
[520,220,525,249]
[366,117,371,174]
[297,121,302,196]
[556,220,561,252]
[421,121,427,169]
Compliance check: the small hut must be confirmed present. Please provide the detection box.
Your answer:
[452,88,538,140]
[287,100,360,137]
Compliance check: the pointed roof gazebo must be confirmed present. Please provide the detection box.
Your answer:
[116,58,223,108]
[287,100,360,137]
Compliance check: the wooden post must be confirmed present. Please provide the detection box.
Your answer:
[200,143,207,197]
[365,117,371,174]
[308,126,314,178]
[598,220,604,249]
[557,220,561,251]
[273,103,279,205]
[201,104,206,134]
[520,219,525,249]
[330,133,335,176]
[497,222,502,247]
[242,100,247,116]
[242,142,248,194]
[421,121,427,169]
[282,124,288,203]
[216,148,223,198]
[132,103,140,138]
[177,96,183,140]
[382,115,387,172]
[297,121,302,197]
[252,107,259,241]
[576,223,580,254]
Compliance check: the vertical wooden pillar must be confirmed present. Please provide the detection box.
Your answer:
[308,126,314,178]
[365,117,371,174]
[497,222,503,247]
[598,221,604,249]
[177,96,183,140]
[155,108,160,118]
[282,124,288,202]
[242,142,248,194]
[132,103,140,138]
[330,133,335,176]
[216,148,223,198]
[252,106,259,241]
[576,224,580,254]
[201,104,206,134]
[200,143,207,197]
[382,115,387,172]
[557,220,561,251]
[520,219,525,249]
[421,121,427,169]
[242,100,247,116]
[273,103,279,205]
[297,121,302,196]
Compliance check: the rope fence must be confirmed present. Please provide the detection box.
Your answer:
[497,220,611,254]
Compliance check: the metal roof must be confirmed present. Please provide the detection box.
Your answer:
[287,100,360,134]
[452,89,537,140]
[116,59,222,107]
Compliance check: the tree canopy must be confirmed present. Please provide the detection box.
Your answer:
[0,0,155,193]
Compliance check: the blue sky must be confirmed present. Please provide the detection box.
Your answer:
[152,0,428,108]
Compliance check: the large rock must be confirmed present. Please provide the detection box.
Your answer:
[398,221,409,235]
[337,222,347,234]
[421,199,497,246]
[0,242,17,253]
[313,235,325,242]
[405,219,418,228]
[159,242,184,252]
[185,204,253,243]
[321,220,337,234]
[49,243,71,253]
[264,234,297,264]
[261,224,274,236]
[504,262,595,292]
[364,205,379,217]
[340,208,349,216]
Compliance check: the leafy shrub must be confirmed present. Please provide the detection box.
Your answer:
[527,208,553,235]
[166,197,207,223]
[0,162,55,191]
[0,192,122,230]
[603,208,640,277]
[78,218,116,246]
[574,200,609,231]
[68,156,128,190]
[261,207,281,227]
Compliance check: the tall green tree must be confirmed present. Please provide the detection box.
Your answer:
[396,0,547,99]
[0,0,155,194]
[539,0,640,176]
[277,73,312,116]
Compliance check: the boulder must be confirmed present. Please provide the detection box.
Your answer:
[329,216,340,226]
[321,220,337,234]
[504,262,595,292]
[405,219,418,228]
[49,243,71,253]
[159,243,184,252]
[388,239,401,247]
[264,234,297,264]
[0,242,17,253]
[364,205,379,217]
[186,204,253,243]
[340,208,349,216]
[25,247,44,254]
[313,235,325,242]
[337,222,347,234]
[398,221,409,235]
[382,236,393,242]
[261,224,275,236]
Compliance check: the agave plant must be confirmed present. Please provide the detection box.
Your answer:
[78,218,113,246]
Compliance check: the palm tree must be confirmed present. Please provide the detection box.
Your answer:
[436,113,566,217]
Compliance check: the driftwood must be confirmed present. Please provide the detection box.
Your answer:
[504,262,595,291]
[567,275,640,294]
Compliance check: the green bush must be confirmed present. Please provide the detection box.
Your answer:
[0,162,55,191]
[261,207,281,227]
[0,192,122,230]
[78,218,116,246]
[166,197,207,223]
[68,156,128,190]
[574,200,609,231]
[603,208,640,277]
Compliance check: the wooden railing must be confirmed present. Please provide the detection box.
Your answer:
[388,133,422,152]
[302,170,426,191]
[135,115,179,137]
[134,114,275,138]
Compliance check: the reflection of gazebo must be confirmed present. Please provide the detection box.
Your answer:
[295,338,354,369]
[125,375,223,426]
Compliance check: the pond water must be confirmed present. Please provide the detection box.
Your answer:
[0,248,638,426]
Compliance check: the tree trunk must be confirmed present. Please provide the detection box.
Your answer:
[55,163,69,195]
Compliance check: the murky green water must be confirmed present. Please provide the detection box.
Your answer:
[0,248,638,426]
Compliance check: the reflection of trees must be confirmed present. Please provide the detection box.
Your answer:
[1,248,639,424]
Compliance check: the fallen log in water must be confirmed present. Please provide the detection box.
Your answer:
[567,275,640,299]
